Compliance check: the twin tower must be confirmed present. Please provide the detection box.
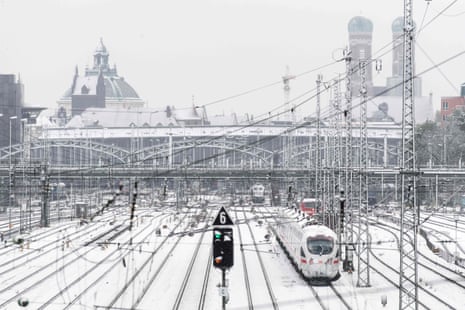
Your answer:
[348,16,420,97]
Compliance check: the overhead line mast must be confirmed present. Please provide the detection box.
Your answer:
[399,0,418,309]
[343,47,354,272]
[357,59,370,287]
[316,74,323,216]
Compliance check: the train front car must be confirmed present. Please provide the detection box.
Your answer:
[251,184,265,203]
[300,225,340,283]
[274,208,340,284]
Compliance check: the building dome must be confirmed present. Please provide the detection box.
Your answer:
[61,76,140,100]
[57,39,145,115]
[348,16,373,33]
[104,76,139,99]
[392,17,404,33]
[392,16,416,33]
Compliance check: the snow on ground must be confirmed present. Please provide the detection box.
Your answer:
[1,204,465,309]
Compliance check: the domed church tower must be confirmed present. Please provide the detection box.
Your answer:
[348,16,374,96]
[57,38,145,118]
[386,17,422,96]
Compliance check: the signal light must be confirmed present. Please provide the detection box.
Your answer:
[212,228,233,269]
[17,297,29,307]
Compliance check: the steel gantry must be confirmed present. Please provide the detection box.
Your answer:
[357,59,370,287]
[399,0,418,309]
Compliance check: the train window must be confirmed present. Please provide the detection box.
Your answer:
[300,247,306,258]
[307,236,333,255]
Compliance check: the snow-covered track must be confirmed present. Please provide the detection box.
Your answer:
[234,206,256,310]
[197,250,213,310]
[37,214,166,309]
[171,209,214,310]
[367,223,458,309]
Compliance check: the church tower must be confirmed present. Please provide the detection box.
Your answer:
[386,17,422,96]
[348,16,374,96]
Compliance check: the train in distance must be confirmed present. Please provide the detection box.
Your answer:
[299,198,320,216]
[251,183,266,203]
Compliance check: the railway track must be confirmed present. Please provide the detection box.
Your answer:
[57,213,171,310]
[365,222,458,309]
[0,210,160,308]
[235,205,266,310]
[107,205,215,310]
[0,220,111,279]
[168,206,215,310]
[197,250,213,310]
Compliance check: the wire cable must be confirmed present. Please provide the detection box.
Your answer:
[26,44,465,178]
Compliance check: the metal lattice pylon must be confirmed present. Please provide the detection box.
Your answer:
[343,47,354,272]
[399,0,418,309]
[316,74,323,217]
[330,78,342,230]
[357,60,370,287]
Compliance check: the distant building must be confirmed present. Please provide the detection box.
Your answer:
[64,105,211,128]
[385,17,422,97]
[347,16,432,124]
[440,83,465,126]
[348,16,374,95]
[0,74,23,147]
[57,39,145,121]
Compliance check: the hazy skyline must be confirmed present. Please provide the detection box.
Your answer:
[1,0,464,118]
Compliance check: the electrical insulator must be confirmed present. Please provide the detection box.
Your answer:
[375,59,383,73]
[340,200,345,233]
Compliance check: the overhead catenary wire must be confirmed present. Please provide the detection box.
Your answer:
[415,42,459,94]
[32,42,465,179]
[417,0,459,38]
[2,4,451,150]
[19,2,465,177]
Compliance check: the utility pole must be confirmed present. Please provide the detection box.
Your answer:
[282,66,296,168]
[316,74,322,216]
[357,59,370,287]
[40,165,50,227]
[331,77,342,229]
[343,46,354,272]
[9,115,17,236]
[129,180,138,232]
[399,0,418,309]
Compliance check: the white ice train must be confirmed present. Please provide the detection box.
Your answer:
[275,209,340,282]
[251,183,265,203]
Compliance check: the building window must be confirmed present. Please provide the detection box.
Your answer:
[443,114,447,121]
[442,101,448,110]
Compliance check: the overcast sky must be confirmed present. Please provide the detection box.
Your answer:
[0,0,464,118]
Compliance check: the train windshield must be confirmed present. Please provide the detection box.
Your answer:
[302,202,317,209]
[307,235,333,255]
